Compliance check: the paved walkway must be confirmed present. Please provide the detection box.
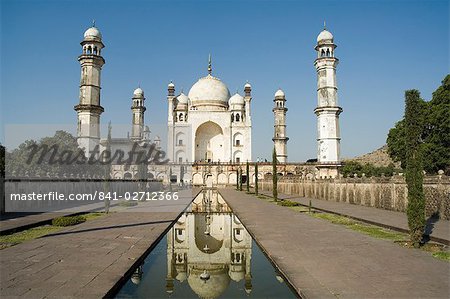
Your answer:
[0,189,196,298]
[259,190,450,245]
[221,188,450,299]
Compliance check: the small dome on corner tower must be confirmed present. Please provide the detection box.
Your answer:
[83,22,102,41]
[317,29,333,43]
[133,87,144,96]
[229,93,244,105]
[274,89,285,98]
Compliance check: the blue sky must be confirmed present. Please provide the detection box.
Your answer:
[1,0,448,161]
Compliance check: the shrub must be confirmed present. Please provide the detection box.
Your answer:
[52,215,86,227]
[279,200,300,207]
[118,201,138,207]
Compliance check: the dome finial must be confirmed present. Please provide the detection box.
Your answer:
[208,54,212,75]
[92,19,96,27]
[323,20,326,30]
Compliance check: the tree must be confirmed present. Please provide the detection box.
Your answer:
[246,161,250,192]
[6,130,102,177]
[239,168,243,191]
[404,90,426,247]
[422,75,450,174]
[0,144,5,214]
[272,147,278,201]
[387,75,450,174]
[168,167,173,192]
[236,168,239,190]
[255,162,259,196]
[180,165,185,187]
[341,161,398,178]
[341,161,362,177]
[0,144,5,178]
[387,120,407,169]
[103,123,112,213]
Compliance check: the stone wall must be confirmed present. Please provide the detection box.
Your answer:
[259,175,450,220]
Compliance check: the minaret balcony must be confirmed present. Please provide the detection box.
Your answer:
[314,106,343,115]
[74,104,104,114]
[78,54,105,65]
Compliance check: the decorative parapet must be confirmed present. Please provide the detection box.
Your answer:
[258,174,450,220]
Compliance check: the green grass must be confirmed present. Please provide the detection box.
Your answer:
[84,212,107,220]
[52,215,86,227]
[286,206,310,213]
[312,213,356,226]
[432,251,450,261]
[0,212,107,250]
[118,201,138,207]
[350,224,406,241]
[256,195,275,203]
[311,213,406,241]
[0,226,63,249]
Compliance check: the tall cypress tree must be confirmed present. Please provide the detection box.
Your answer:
[272,147,278,201]
[405,90,426,247]
[246,161,250,192]
[239,168,243,191]
[236,168,239,190]
[168,167,173,192]
[255,162,259,196]
[103,122,112,213]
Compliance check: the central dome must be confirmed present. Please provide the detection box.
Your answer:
[188,74,230,108]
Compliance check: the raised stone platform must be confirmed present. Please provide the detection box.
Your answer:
[258,190,450,245]
[0,190,195,298]
[220,188,450,298]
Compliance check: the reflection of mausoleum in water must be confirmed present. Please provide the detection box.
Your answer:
[166,189,252,298]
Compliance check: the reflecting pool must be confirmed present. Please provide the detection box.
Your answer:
[116,188,297,298]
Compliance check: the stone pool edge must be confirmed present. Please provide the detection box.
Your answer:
[104,188,201,299]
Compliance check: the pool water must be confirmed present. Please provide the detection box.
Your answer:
[115,189,297,298]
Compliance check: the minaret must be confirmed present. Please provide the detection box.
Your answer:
[131,87,146,140]
[167,81,175,122]
[314,23,343,177]
[272,89,288,163]
[167,81,176,161]
[244,82,252,124]
[74,22,105,156]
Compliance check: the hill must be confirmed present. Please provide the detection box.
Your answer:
[344,145,401,168]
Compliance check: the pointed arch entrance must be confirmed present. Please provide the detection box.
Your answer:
[195,121,224,162]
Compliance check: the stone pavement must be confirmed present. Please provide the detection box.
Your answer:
[220,188,450,299]
[259,190,450,245]
[0,189,196,299]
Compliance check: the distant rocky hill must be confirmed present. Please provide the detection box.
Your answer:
[344,145,401,168]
